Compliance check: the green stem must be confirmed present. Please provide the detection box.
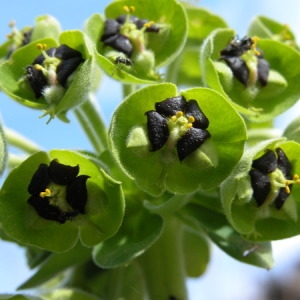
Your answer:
[122,84,137,98]
[138,216,188,300]
[247,128,281,142]
[74,94,108,154]
[4,127,41,154]
[7,153,28,168]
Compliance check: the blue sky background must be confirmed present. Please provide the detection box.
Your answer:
[1,1,300,299]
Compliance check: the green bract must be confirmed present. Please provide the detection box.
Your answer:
[221,139,300,240]
[85,0,187,83]
[0,150,125,252]
[109,83,246,196]
[248,15,299,50]
[0,30,98,123]
[200,28,300,122]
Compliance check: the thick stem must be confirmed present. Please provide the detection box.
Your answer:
[74,94,108,154]
[122,84,137,98]
[138,216,188,300]
[4,127,41,154]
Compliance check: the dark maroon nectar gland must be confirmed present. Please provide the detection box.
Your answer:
[25,43,84,98]
[220,36,269,87]
[249,147,300,210]
[27,159,90,223]
[145,96,211,162]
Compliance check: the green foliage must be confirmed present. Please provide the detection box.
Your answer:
[0,1,300,299]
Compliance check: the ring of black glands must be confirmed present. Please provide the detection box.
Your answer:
[101,13,160,59]
[219,36,269,87]
[145,95,211,162]
[249,148,294,210]
[26,44,84,99]
[27,159,89,223]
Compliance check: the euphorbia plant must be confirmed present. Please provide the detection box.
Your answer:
[0,1,300,299]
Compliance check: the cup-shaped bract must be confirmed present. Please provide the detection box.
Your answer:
[85,0,187,83]
[221,139,300,240]
[0,30,98,123]
[0,150,125,252]
[109,83,247,196]
[200,28,300,122]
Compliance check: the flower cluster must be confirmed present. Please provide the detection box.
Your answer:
[249,147,299,209]
[101,6,160,59]
[145,95,210,162]
[6,21,33,59]
[27,159,89,223]
[26,43,84,99]
[220,36,269,87]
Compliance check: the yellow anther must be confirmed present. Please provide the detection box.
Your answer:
[33,64,43,70]
[40,188,51,198]
[37,43,47,50]
[171,116,177,122]
[123,5,130,13]
[129,5,135,12]
[176,111,183,118]
[254,49,261,56]
[144,21,155,28]
[293,174,300,185]
[186,123,193,129]
[8,20,16,28]
[188,116,195,123]
[251,36,260,56]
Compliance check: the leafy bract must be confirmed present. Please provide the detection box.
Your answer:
[0,150,125,252]
[92,200,163,268]
[109,83,246,196]
[181,201,274,270]
[18,243,91,290]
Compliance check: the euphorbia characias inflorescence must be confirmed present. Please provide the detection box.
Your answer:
[0,0,300,299]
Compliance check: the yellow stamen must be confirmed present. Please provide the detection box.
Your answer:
[285,181,291,194]
[37,43,47,51]
[33,64,43,70]
[40,188,51,198]
[123,5,130,13]
[293,174,300,185]
[8,20,16,28]
[188,116,195,123]
[129,5,135,12]
[186,123,193,129]
[251,36,260,56]
[176,111,183,118]
[171,116,177,122]
[144,21,155,28]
